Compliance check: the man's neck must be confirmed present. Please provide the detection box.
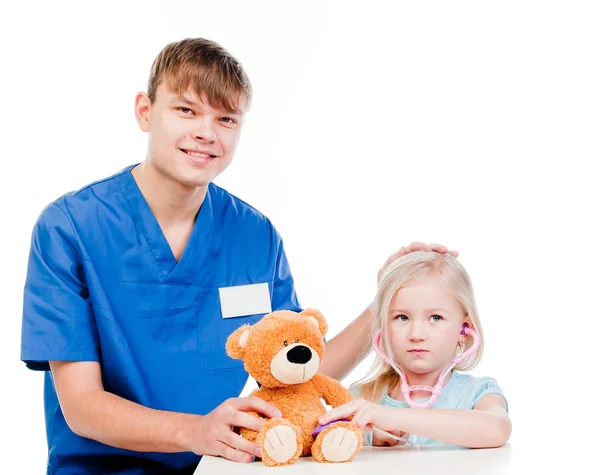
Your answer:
[131,161,207,227]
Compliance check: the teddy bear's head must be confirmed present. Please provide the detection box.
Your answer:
[226,308,327,388]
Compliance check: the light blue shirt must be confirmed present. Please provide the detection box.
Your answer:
[361,371,508,448]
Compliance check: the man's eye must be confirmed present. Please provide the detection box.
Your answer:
[220,117,236,124]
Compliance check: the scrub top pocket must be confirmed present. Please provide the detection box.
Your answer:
[197,289,267,371]
[95,281,202,411]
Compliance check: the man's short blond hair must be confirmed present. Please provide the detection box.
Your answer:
[147,38,252,112]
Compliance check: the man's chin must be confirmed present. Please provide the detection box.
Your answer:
[179,176,213,189]
[173,168,217,189]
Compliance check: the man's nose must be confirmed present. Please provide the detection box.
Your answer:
[193,119,216,143]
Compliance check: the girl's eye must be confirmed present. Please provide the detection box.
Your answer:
[431,315,443,322]
[396,315,409,321]
[177,107,193,114]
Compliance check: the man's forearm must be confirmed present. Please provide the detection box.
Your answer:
[68,389,199,453]
[392,408,511,448]
[321,306,373,381]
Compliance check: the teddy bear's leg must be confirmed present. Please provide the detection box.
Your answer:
[311,421,362,463]
[256,417,303,467]
[239,411,261,443]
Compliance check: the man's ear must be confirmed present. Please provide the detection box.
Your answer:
[226,324,252,359]
[134,91,152,132]
[300,308,328,337]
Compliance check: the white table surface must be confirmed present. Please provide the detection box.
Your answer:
[194,444,514,474]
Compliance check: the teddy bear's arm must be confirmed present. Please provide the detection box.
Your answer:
[311,373,354,408]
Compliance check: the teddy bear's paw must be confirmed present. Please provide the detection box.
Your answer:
[264,425,298,463]
[312,422,362,463]
[257,419,303,466]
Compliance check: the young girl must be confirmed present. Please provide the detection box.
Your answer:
[318,251,511,449]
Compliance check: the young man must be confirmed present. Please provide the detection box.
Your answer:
[21,37,455,474]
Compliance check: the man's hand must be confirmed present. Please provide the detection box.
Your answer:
[182,397,282,463]
[377,242,459,282]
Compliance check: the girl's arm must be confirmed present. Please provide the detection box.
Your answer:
[390,394,511,448]
[318,394,511,449]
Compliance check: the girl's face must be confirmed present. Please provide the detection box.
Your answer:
[387,273,467,376]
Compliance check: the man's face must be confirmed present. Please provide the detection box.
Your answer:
[136,82,246,189]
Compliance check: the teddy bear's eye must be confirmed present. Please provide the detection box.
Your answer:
[295,339,299,343]
[283,341,288,347]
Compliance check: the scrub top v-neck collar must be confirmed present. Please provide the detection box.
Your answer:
[117,164,214,283]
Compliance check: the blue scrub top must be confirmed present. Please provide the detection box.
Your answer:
[21,165,302,474]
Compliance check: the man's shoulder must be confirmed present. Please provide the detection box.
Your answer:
[35,165,133,230]
[210,183,276,231]
[47,165,129,204]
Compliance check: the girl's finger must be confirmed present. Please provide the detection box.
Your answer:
[351,409,372,430]
[318,403,356,425]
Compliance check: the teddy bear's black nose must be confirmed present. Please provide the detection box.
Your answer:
[286,345,312,364]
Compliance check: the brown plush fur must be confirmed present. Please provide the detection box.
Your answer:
[226,309,362,466]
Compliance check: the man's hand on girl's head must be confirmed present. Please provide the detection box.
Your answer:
[377,242,459,283]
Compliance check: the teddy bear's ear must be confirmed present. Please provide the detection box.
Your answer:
[299,308,328,337]
[226,324,252,360]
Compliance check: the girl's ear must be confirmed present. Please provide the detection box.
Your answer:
[459,316,472,345]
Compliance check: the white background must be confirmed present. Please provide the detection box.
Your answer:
[1,1,599,472]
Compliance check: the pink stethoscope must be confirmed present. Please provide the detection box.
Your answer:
[372,323,481,409]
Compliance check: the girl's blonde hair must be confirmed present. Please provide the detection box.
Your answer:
[351,251,484,402]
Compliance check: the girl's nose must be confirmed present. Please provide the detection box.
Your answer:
[408,324,425,341]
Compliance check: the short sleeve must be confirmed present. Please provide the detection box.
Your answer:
[471,377,509,413]
[20,203,100,371]
[270,230,302,313]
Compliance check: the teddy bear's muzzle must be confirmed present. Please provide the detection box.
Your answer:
[270,343,321,384]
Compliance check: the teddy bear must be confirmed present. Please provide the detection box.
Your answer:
[225,308,363,467]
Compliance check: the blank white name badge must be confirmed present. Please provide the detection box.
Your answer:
[218,283,272,319]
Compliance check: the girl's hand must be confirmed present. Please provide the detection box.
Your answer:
[372,428,411,446]
[318,399,403,432]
